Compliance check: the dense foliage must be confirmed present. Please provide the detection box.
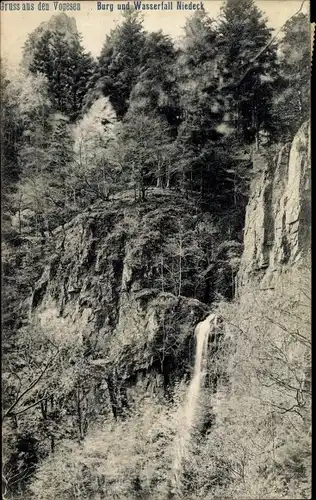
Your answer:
[1,2,310,498]
[26,29,94,121]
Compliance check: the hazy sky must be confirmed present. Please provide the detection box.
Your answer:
[0,0,309,69]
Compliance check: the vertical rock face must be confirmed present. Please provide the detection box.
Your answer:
[29,199,212,403]
[238,121,311,287]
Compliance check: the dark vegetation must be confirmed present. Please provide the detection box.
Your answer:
[1,1,310,498]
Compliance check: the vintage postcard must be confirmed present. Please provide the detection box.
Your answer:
[1,1,311,499]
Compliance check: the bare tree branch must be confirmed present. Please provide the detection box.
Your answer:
[11,394,50,417]
[2,349,59,421]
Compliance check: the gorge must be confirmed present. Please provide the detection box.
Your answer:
[3,120,311,500]
[1,5,311,499]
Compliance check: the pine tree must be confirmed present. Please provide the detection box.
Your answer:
[27,28,93,121]
[218,0,279,146]
[129,30,181,131]
[92,10,146,118]
[28,30,53,77]
[175,11,226,196]
[272,13,310,139]
[68,34,95,120]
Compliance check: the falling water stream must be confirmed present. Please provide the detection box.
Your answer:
[172,313,217,495]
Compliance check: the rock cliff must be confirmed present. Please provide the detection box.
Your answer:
[26,122,310,420]
[29,195,219,414]
[238,121,311,288]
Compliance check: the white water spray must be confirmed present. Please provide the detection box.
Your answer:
[172,313,218,494]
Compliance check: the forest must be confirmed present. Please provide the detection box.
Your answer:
[1,1,311,499]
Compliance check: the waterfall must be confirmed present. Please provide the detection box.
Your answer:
[172,313,217,495]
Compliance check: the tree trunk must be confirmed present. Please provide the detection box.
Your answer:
[76,386,84,442]
[141,183,146,201]
[161,254,164,292]
[157,160,162,188]
[103,165,108,199]
[18,206,22,235]
[41,400,48,419]
[234,172,237,207]
[107,375,118,420]
[50,436,55,454]
[178,234,182,297]
[298,90,303,116]
[166,167,170,189]
[182,167,186,191]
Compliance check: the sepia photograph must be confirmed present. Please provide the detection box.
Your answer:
[1,0,311,498]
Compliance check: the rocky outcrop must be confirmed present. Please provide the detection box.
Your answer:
[238,121,311,288]
[29,196,212,408]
